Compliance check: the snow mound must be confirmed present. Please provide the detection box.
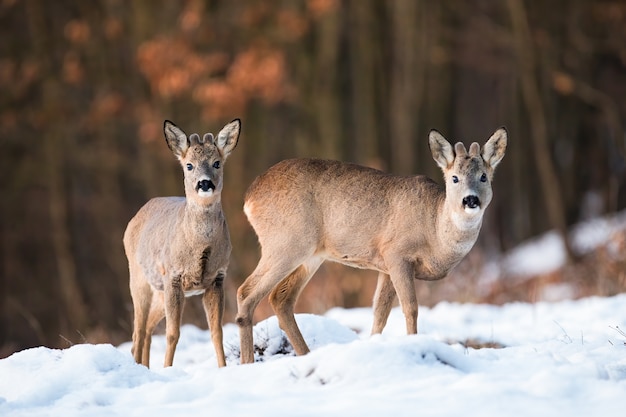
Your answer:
[225,314,358,363]
[0,344,159,410]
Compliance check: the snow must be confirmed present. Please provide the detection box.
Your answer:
[1,296,625,417]
[502,210,626,278]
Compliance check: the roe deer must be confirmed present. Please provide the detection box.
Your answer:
[235,128,506,364]
[123,119,240,368]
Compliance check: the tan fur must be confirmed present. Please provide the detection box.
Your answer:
[235,128,507,364]
[123,119,240,368]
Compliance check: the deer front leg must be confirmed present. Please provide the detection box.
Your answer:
[203,275,226,367]
[142,291,165,367]
[387,260,418,335]
[163,275,185,367]
[130,271,152,366]
[371,272,396,334]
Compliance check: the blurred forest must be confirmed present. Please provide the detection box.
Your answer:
[2,0,626,357]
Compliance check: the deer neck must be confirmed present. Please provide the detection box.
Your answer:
[436,197,483,256]
[182,197,224,239]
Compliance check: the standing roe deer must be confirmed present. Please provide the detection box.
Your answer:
[235,128,506,364]
[123,119,240,368]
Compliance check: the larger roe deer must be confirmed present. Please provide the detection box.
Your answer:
[124,119,240,368]
[235,128,507,364]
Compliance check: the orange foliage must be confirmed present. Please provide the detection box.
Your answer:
[228,47,290,104]
[307,0,338,18]
[62,52,84,85]
[193,81,246,120]
[137,37,229,99]
[0,58,39,94]
[137,32,292,122]
[0,59,15,86]
[103,17,123,40]
[179,0,203,33]
[88,92,125,123]
[240,3,271,28]
[135,102,164,144]
[64,19,91,45]
[277,9,309,39]
[193,46,293,120]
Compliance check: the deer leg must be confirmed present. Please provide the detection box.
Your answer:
[202,276,226,367]
[236,257,306,364]
[268,257,322,356]
[142,291,165,367]
[387,260,418,335]
[130,271,152,365]
[371,272,396,334]
[163,275,185,367]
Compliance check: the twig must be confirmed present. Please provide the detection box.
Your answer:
[553,320,572,344]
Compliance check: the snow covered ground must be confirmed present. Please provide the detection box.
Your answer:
[1,295,625,417]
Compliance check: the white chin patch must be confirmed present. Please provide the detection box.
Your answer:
[198,189,214,198]
[464,206,481,215]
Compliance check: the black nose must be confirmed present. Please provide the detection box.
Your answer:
[197,179,215,192]
[462,195,480,209]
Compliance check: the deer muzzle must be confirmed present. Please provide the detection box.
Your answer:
[196,178,216,197]
[462,195,481,212]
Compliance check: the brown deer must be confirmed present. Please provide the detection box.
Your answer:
[123,119,240,368]
[235,128,506,364]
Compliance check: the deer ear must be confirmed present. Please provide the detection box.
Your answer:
[164,120,190,159]
[216,118,241,160]
[429,130,455,169]
[482,127,507,169]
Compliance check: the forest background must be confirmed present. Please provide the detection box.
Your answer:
[1,0,626,357]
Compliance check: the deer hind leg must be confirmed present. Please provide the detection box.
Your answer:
[163,275,185,367]
[371,272,396,335]
[236,254,310,364]
[203,275,226,367]
[142,292,165,367]
[268,257,323,356]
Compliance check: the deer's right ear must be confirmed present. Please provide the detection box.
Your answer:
[164,120,190,159]
[429,130,455,169]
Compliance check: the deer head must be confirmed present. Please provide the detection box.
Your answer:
[163,119,240,205]
[429,128,507,228]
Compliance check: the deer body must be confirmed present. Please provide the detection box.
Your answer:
[236,128,506,364]
[126,197,230,294]
[124,119,240,368]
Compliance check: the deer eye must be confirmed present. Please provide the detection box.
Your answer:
[480,173,487,182]
[186,163,193,171]
[213,161,221,169]
[452,175,459,183]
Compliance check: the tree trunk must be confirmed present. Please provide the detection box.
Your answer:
[347,0,378,165]
[313,5,342,160]
[388,0,420,174]
[26,0,89,336]
[507,0,575,260]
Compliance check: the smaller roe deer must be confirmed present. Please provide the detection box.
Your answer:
[123,119,240,368]
[236,128,506,364]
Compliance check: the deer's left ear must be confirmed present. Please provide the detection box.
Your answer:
[482,127,507,169]
[216,119,241,160]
